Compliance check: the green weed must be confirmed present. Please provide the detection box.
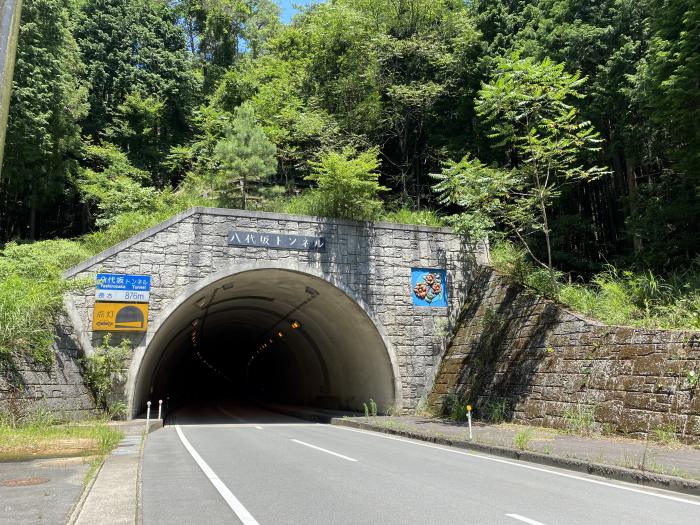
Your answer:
[513,428,534,451]
[562,404,597,436]
[83,335,130,414]
[369,398,378,417]
[490,241,700,330]
[483,398,509,424]
[651,424,679,446]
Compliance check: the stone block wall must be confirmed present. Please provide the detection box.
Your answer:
[0,314,96,420]
[63,208,484,413]
[429,268,700,441]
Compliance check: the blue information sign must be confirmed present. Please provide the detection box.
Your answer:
[96,273,151,292]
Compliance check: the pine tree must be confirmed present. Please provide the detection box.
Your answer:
[213,103,277,209]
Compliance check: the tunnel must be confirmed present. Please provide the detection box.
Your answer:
[130,268,399,418]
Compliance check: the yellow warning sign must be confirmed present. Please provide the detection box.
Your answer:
[93,302,148,332]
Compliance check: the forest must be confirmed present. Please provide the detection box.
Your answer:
[0,0,699,356]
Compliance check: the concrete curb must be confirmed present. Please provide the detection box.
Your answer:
[66,457,103,525]
[331,418,700,497]
[68,421,163,525]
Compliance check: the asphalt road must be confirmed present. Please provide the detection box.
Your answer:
[142,402,699,525]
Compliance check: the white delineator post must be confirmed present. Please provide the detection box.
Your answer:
[467,405,473,440]
[146,400,151,429]
[158,399,163,420]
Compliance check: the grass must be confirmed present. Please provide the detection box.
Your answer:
[513,428,534,450]
[490,241,700,330]
[562,404,597,436]
[0,414,123,462]
[651,424,680,446]
[380,208,445,227]
[482,398,509,424]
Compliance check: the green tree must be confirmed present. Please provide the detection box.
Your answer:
[106,92,166,178]
[628,0,700,268]
[176,0,280,91]
[1,0,88,240]
[213,103,277,209]
[303,146,388,221]
[433,55,608,290]
[77,143,157,227]
[76,0,198,175]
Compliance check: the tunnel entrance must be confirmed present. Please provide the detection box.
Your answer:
[131,268,399,418]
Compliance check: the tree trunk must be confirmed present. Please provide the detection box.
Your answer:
[626,161,643,254]
[240,177,246,210]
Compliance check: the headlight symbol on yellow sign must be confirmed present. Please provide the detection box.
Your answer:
[93,302,149,332]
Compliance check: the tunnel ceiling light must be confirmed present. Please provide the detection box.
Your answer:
[290,320,301,330]
[195,297,207,308]
[277,331,284,338]
[222,282,234,290]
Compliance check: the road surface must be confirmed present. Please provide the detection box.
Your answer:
[142,402,698,524]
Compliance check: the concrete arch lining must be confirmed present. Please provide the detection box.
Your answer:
[128,261,403,417]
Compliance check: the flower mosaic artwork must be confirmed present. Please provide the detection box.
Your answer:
[411,268,447,307]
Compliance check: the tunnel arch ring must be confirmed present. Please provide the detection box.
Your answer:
[125,260,404,417]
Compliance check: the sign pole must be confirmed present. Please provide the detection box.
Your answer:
[0,0,22,172]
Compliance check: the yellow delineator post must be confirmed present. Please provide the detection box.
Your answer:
[93,302,148,332]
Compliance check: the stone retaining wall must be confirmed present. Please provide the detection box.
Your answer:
[429,268,700,441]
[0,314,96,420]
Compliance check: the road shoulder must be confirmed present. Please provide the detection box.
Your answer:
[331,416,700,497]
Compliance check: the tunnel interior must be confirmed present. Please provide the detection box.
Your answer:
[133,269,397,417]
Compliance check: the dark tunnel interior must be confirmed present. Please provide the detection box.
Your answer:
[132,269,398,418]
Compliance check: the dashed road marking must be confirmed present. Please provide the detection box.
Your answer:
[506,513,547,525]
[291,439,359,462]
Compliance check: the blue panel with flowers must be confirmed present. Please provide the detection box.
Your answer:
[411,268,447,307]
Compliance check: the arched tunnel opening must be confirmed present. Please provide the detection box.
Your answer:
[132,269,398,421]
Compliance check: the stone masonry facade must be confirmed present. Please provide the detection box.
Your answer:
[429,268,700,441]
[60,208,484,414]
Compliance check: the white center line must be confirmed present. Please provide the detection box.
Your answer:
[175,425,259,525]
[291,439,358,462]
[506,513,547,525]
[332,425,700,507]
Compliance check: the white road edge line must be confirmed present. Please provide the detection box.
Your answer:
[506,513,547,525]
[291,439,358,462]
[254,425,263,430]
[175,425,260,525]
[332,425,700,507]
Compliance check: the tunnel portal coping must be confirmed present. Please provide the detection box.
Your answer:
[63,207,458,280]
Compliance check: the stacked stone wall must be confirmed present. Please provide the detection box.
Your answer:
[429,268,700,441]
[0,314,96,420]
